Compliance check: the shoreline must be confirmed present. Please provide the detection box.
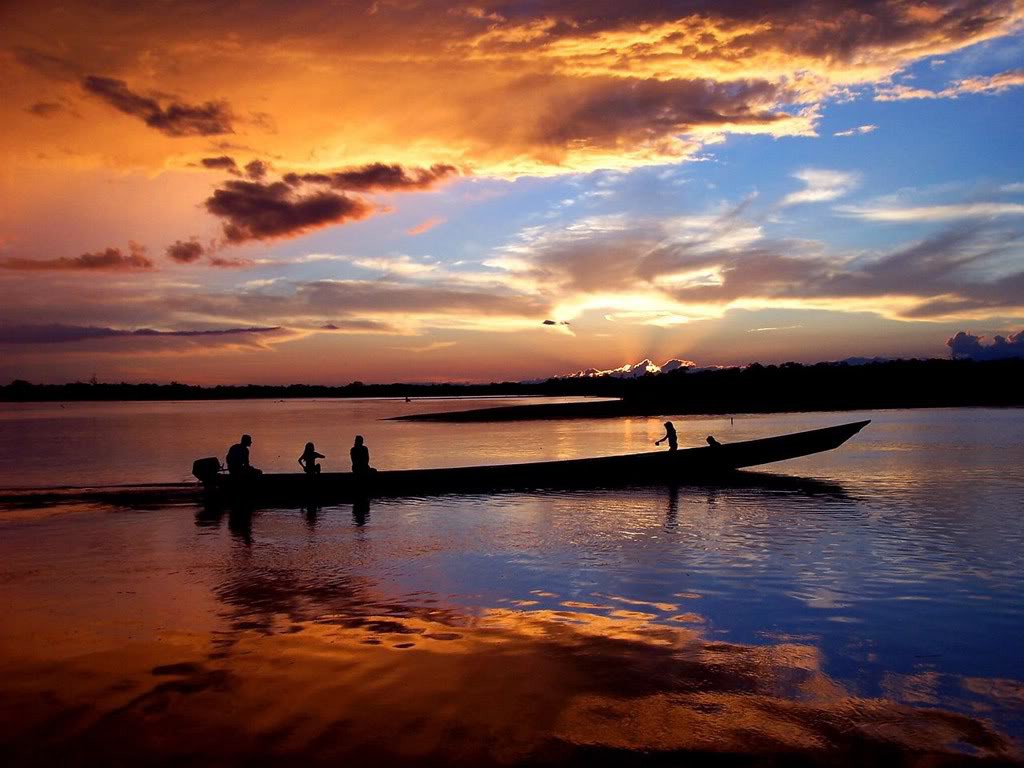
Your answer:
[395,399,1024,422]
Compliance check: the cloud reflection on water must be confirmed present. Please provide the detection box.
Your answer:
[176,499,1020,764]
[1,467,1022,766]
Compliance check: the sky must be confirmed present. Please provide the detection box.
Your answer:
[1,0,1023,385]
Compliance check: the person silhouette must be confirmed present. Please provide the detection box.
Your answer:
[706,435,721,448]
[226,434,262,477]
[298,441,325,474]
[350,435,375,477]
[655,421,678,451]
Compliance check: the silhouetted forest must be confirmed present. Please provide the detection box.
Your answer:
[399,357,1024,421]
[3,358,1022,417]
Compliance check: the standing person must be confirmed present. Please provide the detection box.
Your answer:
[350,435,375,476]
[655,421,678,451]
[226,434,261,476]
[298,442,325,474]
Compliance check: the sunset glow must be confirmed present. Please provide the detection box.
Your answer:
[2,0,1023,383]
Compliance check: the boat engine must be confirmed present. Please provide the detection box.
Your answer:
[192,457,222,486]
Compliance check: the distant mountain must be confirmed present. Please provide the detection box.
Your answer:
[556,358,698,379]
[551,355,894,382]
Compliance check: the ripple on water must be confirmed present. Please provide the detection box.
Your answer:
[0,409,1023,763]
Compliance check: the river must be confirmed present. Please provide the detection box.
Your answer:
[0,400,1021,765]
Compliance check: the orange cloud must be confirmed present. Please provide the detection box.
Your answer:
[4,1,1020,176]
[407,217,445,235]
[284,163,458,192]
[0,243,152,271]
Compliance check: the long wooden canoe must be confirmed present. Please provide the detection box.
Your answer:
[0,420,869,508]
[203,419,870,503]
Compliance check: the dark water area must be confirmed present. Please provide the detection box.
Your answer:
[0,404,1021,765]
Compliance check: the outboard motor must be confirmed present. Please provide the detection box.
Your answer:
[192,457,222,486]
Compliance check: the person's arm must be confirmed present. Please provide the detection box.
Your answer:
[298,456,305,467]
[315,452,325,459]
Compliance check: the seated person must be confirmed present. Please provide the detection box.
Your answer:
[298,442,325,474]
[350,435,375,477]
[226,434,262,477]
[706,435,722,447]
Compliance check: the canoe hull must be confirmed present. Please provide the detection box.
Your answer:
[207,420,870,504]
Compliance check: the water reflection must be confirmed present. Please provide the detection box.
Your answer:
[178,484,1023,765]
[105,503,1018,764]
[3,442,1022,766]
[227,508,255,545]
[303,503,321,529]
[352,497,370,527]
[665,485,679,531]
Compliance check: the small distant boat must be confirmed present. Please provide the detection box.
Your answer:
[196,420,870,503]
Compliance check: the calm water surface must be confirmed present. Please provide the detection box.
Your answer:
[0,401,1021,766]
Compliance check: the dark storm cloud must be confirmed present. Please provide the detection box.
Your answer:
[283,172,323,186]
[326,163,458,192]
[13,46,81,81]
[947,330,1024,360]
[25,101,64,117]
[0,324,281,345]
[208,256,255,268]
[287,163,459,192]
[192,162,455,247]
[482,0,1020,59]
[244,159,269,180]
[204,180,372,243]
[82,76,234,137]
[1,245,152,271]
[526,76,793,147]
[165,239,205,264]
[201,156,240,174]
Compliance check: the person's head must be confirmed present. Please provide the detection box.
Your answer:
[241,434,252,446]
[305,441,315,452]
[354,435,364,446]
[664,421,674,429]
